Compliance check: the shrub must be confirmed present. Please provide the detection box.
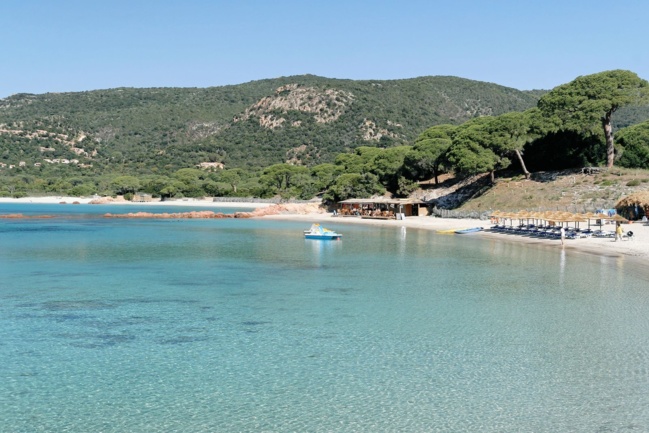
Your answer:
[69,184,96,196]
[626,179,641,186]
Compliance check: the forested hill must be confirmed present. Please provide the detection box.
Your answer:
[0,75,541,174]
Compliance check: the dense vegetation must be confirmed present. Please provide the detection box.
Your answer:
[1,71,648,203]
[0,75,540,171]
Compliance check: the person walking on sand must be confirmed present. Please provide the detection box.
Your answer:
[615,221,624,241]
[560,226,565,247]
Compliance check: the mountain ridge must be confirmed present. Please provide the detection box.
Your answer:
[0,75,545,174]
[3,74,647,177]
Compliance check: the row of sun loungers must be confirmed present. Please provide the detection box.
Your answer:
[489,224,616,240]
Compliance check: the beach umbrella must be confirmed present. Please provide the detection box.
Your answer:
[530,211,545,226]
[515,211,528,222]
[517,210,532,224]
[544,211,564,227]
[592,212,610,230]
[506,212,522,227]
[499,212,515,226]
[549,216,567,227]
[490,210,505,224]
[555,213,583,229]
[608,214,629,223]
[570,215,589,230]
[511,211,524,226]
[581,212,599,229]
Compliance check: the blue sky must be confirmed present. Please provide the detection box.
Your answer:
[1,0,647,98]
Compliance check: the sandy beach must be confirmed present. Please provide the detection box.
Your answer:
[262,209,649,265]
[1,196,648,266]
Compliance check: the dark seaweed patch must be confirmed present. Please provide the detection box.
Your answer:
[113,298,198,306]
[96,334,136,344]
[241,320,271,326]
[166,279,210,288]
[65,332,136,349]
[42,300,116,311]
[15,302,39,308]
[84,316,155,328]
[157,335,209,345]
[48,313,88,322]
[320,287,356,294]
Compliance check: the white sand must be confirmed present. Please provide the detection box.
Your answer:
[262,212,649,264]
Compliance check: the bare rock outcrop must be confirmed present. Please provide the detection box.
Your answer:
[89,197,127,204]
[0,214,54,219]
[250,203,326,216]
[234,84,354,129]
[103,211,238,219]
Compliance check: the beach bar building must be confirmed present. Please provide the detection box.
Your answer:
[616,191,649,221]
[337,198,427,219]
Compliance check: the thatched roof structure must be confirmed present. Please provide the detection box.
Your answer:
[616,191,649,207]
[615,191,649,220]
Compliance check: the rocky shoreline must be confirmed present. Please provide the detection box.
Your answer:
[0,203,327,221]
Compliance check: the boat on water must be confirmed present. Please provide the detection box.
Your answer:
[454,227,483,234]
[304,223,342,240]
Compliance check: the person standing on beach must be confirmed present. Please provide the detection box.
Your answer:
[560,226,565,247]
[615,222,624,241]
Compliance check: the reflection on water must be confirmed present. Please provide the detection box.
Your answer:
[559,248,566,288]
[307,238,342,268]
[397,226,407,257]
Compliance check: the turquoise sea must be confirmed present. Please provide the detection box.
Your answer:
[1,203,649,432]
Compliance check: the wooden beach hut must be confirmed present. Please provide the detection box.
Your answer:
[337,198,426,219]
[615,191,649,221]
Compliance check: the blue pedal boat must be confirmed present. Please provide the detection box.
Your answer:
[304,223,342,240]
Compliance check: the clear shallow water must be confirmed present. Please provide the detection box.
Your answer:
[1,204,649,432]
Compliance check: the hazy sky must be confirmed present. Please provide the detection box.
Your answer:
[2,0,647,98]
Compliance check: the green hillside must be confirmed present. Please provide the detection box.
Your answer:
[0,75,541,175]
